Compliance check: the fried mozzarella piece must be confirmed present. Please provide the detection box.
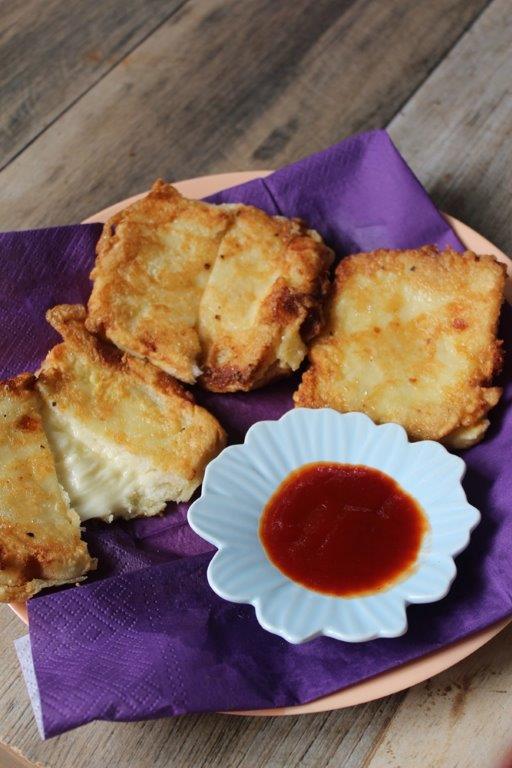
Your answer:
[87,181,333,392]
[294,247,506,448]
[0,375,94,601]
[37,305,226,521]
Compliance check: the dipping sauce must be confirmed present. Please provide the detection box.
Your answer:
[259,462,428,597]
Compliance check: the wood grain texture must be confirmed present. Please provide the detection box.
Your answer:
[0,0,489,229]
[364,623,512,768]
[0,608,404,768]
[3,611,512,767]
[0,0,184,168]
[0,744,38,768]
[388,0,512,254]
[2,0,512,765]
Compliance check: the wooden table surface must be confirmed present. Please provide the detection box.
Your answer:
[1,1,511,765]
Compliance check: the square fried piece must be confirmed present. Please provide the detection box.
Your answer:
[294,247,506,448]
[0,375,94,602]
[37,305,226,521]
[87,181,333,391]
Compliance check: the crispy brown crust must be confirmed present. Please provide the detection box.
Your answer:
[0,521,94,602]
[2,372,36,393]
[87,181,333,392]
[199,207,333,392]
[295,246,506,446]
[39,304,226,490]
[87,181,232,383]
[0,374,95,602]
[44,304,202,408]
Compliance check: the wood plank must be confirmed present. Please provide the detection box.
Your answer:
[364,623,512,768]
[0,610,42,765]
[364,2,512,761]
[388,0,512,253]
[0,744,38,768]
[0,0,185,167]
[0,743,38,768]
[0,0,488,229]
[0,608,403,768]
[2,0,512,766]
[4,611,512,767]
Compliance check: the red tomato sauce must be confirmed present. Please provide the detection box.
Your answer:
[259,462,428,597]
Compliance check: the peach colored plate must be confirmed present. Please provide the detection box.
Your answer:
[10,171,512,716]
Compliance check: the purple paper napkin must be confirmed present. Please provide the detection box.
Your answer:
[4,130,511,738]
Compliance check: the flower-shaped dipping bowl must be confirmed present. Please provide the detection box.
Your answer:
[188,409,480,643]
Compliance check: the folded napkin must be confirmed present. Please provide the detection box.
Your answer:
[4,130,512,738]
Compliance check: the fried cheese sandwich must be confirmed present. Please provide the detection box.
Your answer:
[0,375,95,601]
[87,181,333,392]
[37,304,226,522]
[0,305,226,601]
[294,247,506,448]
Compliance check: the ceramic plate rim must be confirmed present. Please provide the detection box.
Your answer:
[9,169,512,716]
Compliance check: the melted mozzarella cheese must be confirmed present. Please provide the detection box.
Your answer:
[40,403,173,522]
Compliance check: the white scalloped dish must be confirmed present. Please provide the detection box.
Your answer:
[188,409,480,644]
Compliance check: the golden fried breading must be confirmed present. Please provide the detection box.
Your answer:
[294,247,506,448]
[198,206,332,391]
[88,181,231,384]
[87,181,333,392]
[37,305,226,521]
[0,375,95,602]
